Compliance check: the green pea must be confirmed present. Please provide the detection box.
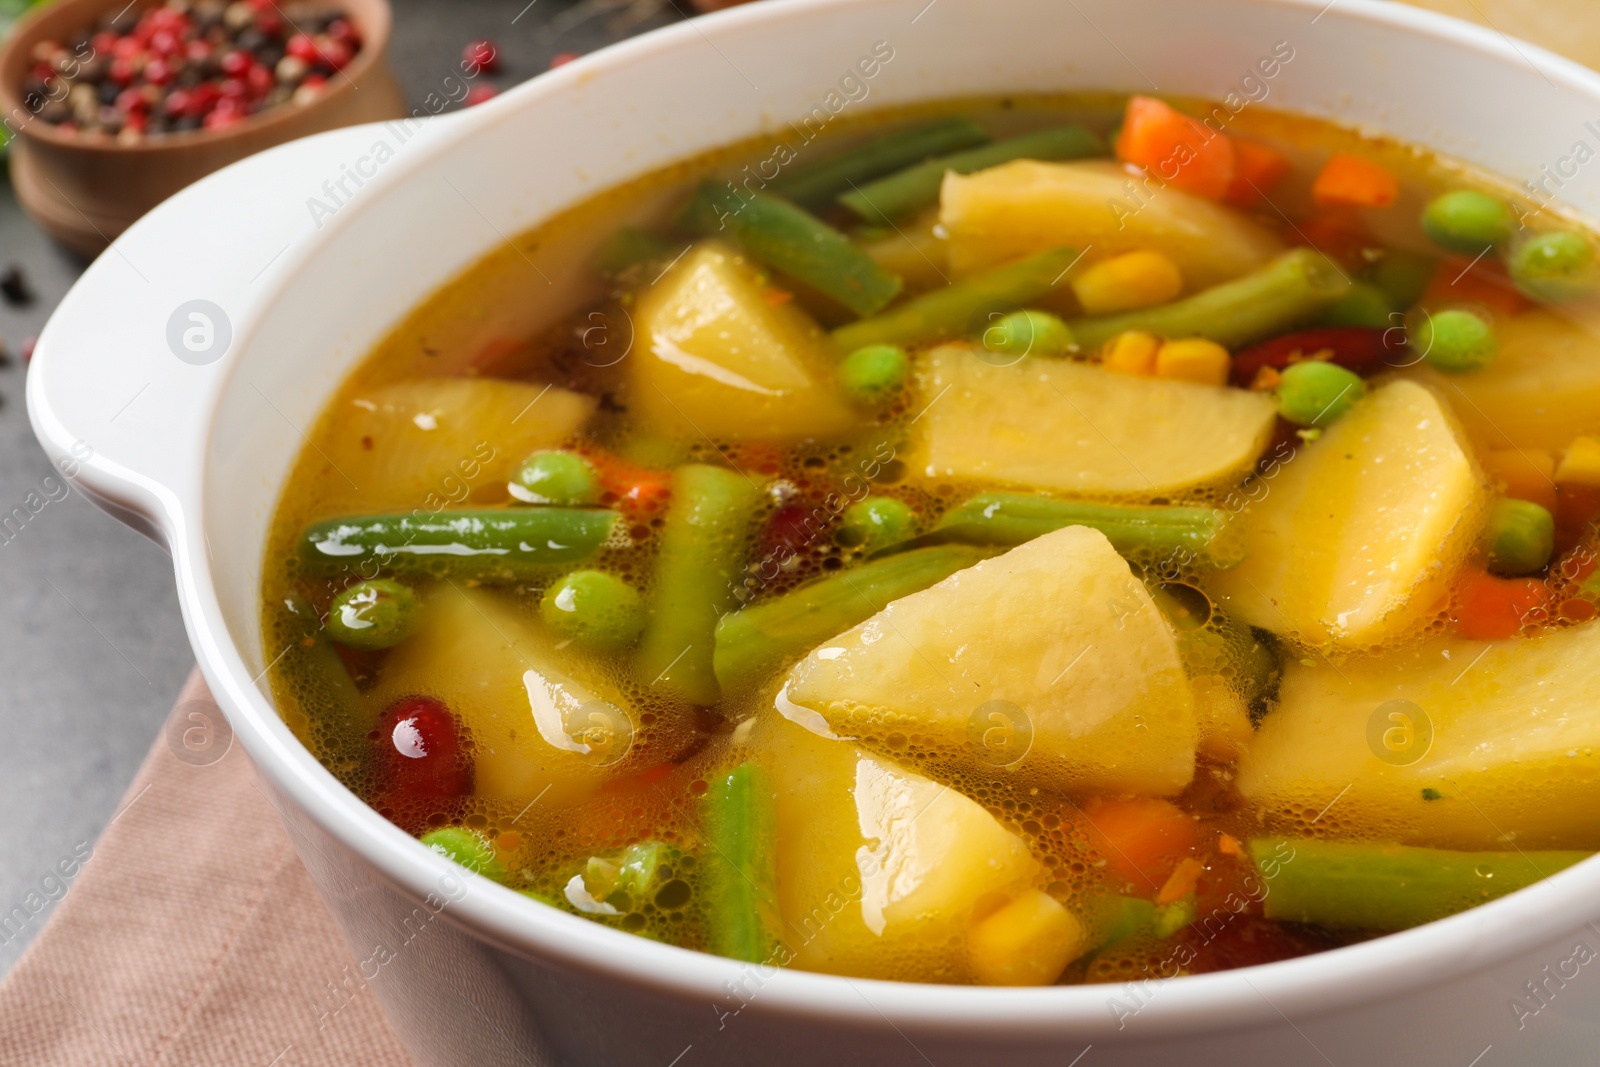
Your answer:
[1507,231,1598,303]
[1316,282,1393,328]
[420,827,507,882]
[511,450,601,506]
[1410,308,1496,374]
[1421,190,1514,254]
[540,569,646,650]
[1368,249,1437,311]
[1276,361,1366,427]
[838,344,909,406]
[1484,498,1554,577]
[326,579,419,650]
[982,309,1074,359]
[836,497,917,553]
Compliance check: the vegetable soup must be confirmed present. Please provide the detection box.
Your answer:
[262,93,1600,986]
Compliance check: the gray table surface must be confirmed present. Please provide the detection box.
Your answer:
[0,0,681,977]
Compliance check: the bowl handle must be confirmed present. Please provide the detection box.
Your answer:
[25,120,430,546]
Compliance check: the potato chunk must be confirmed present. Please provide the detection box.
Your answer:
[370,584,625,806]
[1209,380,1488,649]
[783,525,1197,796]
[1406,308,1600,451]
[318,378,595,512]
[940,160,1284,288]
[1240,624,1600,850]
[630,241,854,442]
[910,343,1278,496]
[758,716,1041,982]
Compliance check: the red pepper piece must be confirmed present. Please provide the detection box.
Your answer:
[1229,326,1408,387]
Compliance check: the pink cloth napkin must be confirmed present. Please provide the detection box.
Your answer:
[0,670,414,1066]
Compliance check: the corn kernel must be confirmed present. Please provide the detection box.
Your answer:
[1071,250,1184,315]
[1101,330,1160,376]
[967,890,1087,986]
[1155,338,1231,386]
[1485,448,1556,511]
[1556,436,1600,487]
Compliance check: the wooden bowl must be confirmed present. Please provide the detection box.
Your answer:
[0,0,406,256]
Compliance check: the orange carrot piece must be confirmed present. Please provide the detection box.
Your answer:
[1224,139,1291,206]
[1424,256,1531,316]
[1157,857,1205,905]
[1217,832,1243,857]
[1455,570,1550,640]
[586,451,673,517]
[1311,153,1400,208]
[1083,797,1201,892]
[1115,96,1236,201]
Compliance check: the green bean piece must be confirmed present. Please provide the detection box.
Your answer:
[837,496,918,553]
[327,578,420,651]
[271,595,370,787]
[839,125,1106,223]
[1276,361,1366,427]
[1252,838,1590,930]
[700,763,781,963]
[540,569,647,651]
[1421,190,1514,255]
[1314,282,1393,328]
[1367,249,1437,310]
[1507,230,1600,303]
[982,309,1075,358]
[1410,307,1496,374]
[1097,896,1156,947]
[510,450,601,506]
[713,544,990,693]
[1484,499,1555,576]
[636,465,763,705]
[1069,248,1352,351]
[769,116,990,206]
[677,183,902,317]
[298,509,619,581]
[832,246,1080,351]
[838,343,909,405]
[595,227,678,277]
[930,492,1237,567]
[421,827,508,883]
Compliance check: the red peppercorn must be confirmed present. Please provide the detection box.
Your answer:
[245,63,273,96]
[218,76,249,100]
[184,39,212,64]
[549,51,579,68]
[464,84,498,107]
[115,87,148,113]
[326,18,359,44]
[163,87,192,116]
[91,31,118,55]
[315,36,352,71]
[143,57,173,85]
[286,33,317,62]
[463,38,498,73]
[372,696,472,830]
[219,48,252,77]
[149,29,181,56]
[111,36,142,59]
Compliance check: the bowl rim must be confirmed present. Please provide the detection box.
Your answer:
[0,0,394,155]
[165,0,1600,1040]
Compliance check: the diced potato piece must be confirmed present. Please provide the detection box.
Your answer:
[968,890,1088,986]
[630,241,854,442]
[370,584,624,806]
[317,378,595,512]
[1209,381,1488,650]
[1406,308,1600,451]
[909,343,1278,496]
[856,206,949,295]
[1557,435,1600,486]
[940,160,1284,288]
[783,525,1198,795]
[1240,624,1600,850]
[758,715,1040,982]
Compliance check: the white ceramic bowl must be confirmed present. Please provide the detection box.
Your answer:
[28,1,1600,1063]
